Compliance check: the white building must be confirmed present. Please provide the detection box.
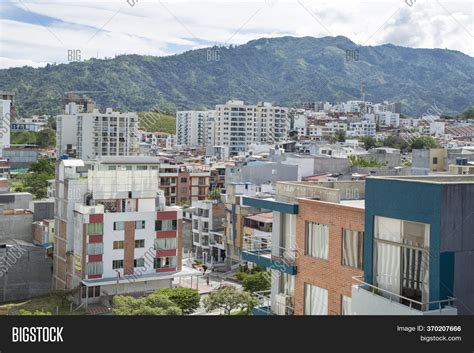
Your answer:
[347,120,376,137]
[176,110,214,147]
[214,100,289,155]
[57,103,139,160]
[53,157,192,304]
[0,99,11,156]
[377,112,400,127]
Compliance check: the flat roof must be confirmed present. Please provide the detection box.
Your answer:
[245,212,273,223]
[368,175,474,184]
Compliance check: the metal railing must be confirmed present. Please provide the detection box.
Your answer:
[242,235,298,265]
[352,276,456,312]
[253,290,294,315]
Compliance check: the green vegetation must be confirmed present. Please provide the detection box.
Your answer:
[13,158,55,199]
[242,272,271,293]
[113,292,182,315]
[138,111,176,134]
[408,136,440,151]
[0,291,84,315]
[349,155,387,168]
[154,288,200,315]
[208,188,221,200]
[1,37,472,117]
[10,128,56,148]
[202,286,257,315]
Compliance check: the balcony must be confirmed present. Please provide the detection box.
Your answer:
[241,235,297,275]
[351,276,457,315]
[252,290,294,316]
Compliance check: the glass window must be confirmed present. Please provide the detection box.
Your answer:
[155,219,177,231]
[304,283,328,315]
[154,238,177,250]
[305,222,329,260]
[135,239,145,248]
[87,242,104,255]
[342,229,363,269]
[114,222,125,231]
[112,260,124,269]
[113,241,124,250]
[86,261,103,275]
[134,258,145,267]
[153,256,177,269]
[135,220,145,230]
[86,223,103,235]
[341,295,352,315]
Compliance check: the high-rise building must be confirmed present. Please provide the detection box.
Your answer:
[57,103,139,160]
[214,100,289,156]
[0,99,11,156]
[176,111,215,147]
[53,157,185,304]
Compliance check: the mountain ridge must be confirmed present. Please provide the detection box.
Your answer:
[1,35,473,117]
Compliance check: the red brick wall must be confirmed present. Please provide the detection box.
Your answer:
[123,221,136,275]
[294,199,364,315]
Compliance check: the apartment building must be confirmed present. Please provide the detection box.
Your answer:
[214,100,289,155]
[53,157,184,303]
[176,111,214,147]
[57,103,139,159]
[0,99,11,156]
[352,175,474,315]
[191,199,225,264]
[158,162,210,206]
[242,181,366,315]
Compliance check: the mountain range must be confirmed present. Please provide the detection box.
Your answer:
[1,36,473,117]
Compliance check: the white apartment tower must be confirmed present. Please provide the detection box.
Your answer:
[214,100,289,155]
[57,103,139,160]
[0,99,11,156]
[176,110,215,147]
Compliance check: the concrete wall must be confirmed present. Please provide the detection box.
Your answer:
[0,213,33,242]
[0,242,52,303]
[226,162,298,186]
[31,199,55,222]
[0,193,32,209]
[2,149,39,169]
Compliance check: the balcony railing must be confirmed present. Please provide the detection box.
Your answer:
[253,290,294,316]
[352,276,456,312]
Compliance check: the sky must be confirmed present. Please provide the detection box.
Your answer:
[0,0,473,69]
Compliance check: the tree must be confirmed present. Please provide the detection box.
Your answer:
[409,136,439,151]
[335,129,346,143]
[28,158,55,175]
[37,128,56,148]
[154,288,200,314]
[360,136,377,150]
[242,272,270,293]
[18,309,52,315]
[203,286,258,315]
[208,188,221,201]
[113,294,182,315]
[382,135,409,151]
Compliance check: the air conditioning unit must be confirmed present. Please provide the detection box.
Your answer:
[274,294,292,315]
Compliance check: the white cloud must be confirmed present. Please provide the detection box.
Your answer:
[1,0,472,69]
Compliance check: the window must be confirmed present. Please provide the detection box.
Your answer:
[374,216,430,305]
[135,220,145,230]
[155,238,177,250]
[137,166,147,170]
[155,219,177,231]
[135,239,145,248]
[86,261,103,275]
[304,283,328,315]
[87,242,104,255]
[432,157,438,164]
[112,260,124,269]
[154,256,177,269]
[82,285,101,298]
[305,222,329,260]
[114,222,124,231]
[342,229,363,269]
[341,295,352,315]
[181,177,187,183]
[86,223,103,235]
[113,241,124,250]
[134,258,145,267]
